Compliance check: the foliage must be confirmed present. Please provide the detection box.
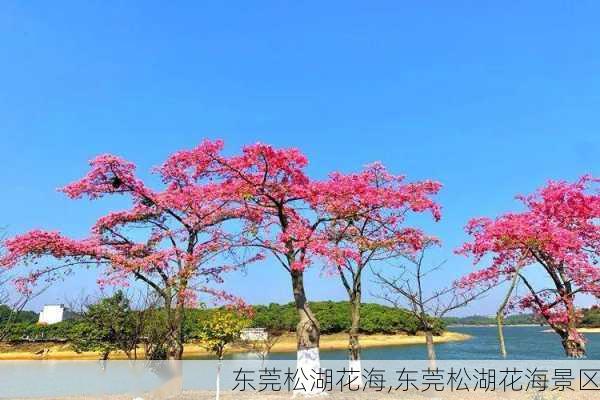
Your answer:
[312,163,441,276]
[193,308,251,359]
[581,306,600,328]
[311,164,442,360]
[248,301,444,335]
[458,176,599,324]
[458,176,599,356]
[0,140,447,358]
[1,319,78,342]
[68,291,137,359]
[443,314,540,326]
[0,304,37,324]
[174,141,328,351]
[444,310,600,327]
[1,301,445,345]
[0,142,264,358]
[137,307,170,360]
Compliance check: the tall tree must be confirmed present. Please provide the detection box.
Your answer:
[161,140,330,380]
[0,147,259,359]
[458,176,600,357]
[373,240,491,364]
[311,163,441,377]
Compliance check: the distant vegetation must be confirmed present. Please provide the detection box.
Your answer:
[0,305,38,325]
[0,301,444,344]
[444,308,600,328]
[4,301,597,349]
[581,306,600,328]
[241,301,444,335]
[443,314,540,326]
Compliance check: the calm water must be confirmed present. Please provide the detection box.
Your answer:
[1,327,598,397]
[238,326,600,360]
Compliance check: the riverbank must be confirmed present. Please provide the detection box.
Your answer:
[541,327,600,333]
[188,331,471,357]
[447,324,541,328]
[580,327,600,333]
[451,325,600,333]
[0,331,470,360]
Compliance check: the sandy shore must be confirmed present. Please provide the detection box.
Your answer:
[0,331,470,360]
[578,327,600,333]
[542,327,600,333]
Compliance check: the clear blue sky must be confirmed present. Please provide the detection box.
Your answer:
[1,2,599,314]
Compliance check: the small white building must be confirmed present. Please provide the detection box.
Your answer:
[38,304,67,325]
[240,328,268,341]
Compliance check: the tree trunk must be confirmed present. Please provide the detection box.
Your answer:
[497,313,507,358]
[562,299,586,358]
[161,308,184,396]
[546,321,586,358]
[425,329,436,369]
[496,271,519,358]
[291,270,321,393]
[349,292,361,361]
[562,334,586,358]
[348,291,362,387]
[166,288,186,360]
[166,316,184,360]
[292,270,320,350]
[215,355,223,400]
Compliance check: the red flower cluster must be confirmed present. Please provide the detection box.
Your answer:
[458,176,599,343]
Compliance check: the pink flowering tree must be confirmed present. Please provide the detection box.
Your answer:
[458,176,600,357]
[1,150,260,359]
[160,140,334,378]
[311,163,441,370]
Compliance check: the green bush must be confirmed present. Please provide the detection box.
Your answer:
[1,319,79,342]
[0,305,38,325]
[582,306,600,328]
[250,301,444,335]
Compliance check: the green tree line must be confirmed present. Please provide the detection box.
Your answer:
[3,301,598,346]
[443,309,600,327]
[0,300,445,344]
[0,305,37,324]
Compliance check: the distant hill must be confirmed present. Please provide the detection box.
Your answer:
[444,308,600,328]
[443,314,540,326]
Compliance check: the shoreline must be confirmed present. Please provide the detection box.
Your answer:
[449,324,600,332]
[542,327,600,333]
[0,331,471,360]
[579,328,600,333]
[447,324,542,328]
[189,331,471,357]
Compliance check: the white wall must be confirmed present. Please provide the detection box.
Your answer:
[38,305,64,325]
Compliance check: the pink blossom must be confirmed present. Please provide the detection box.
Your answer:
[458,176,599,341]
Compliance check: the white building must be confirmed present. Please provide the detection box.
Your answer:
[38,304,67,325]
[240,328,268,341]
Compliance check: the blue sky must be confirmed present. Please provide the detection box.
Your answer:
[1,2,599,314]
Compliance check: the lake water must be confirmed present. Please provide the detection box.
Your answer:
[1,327,598,397]
[258,326,600,360]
